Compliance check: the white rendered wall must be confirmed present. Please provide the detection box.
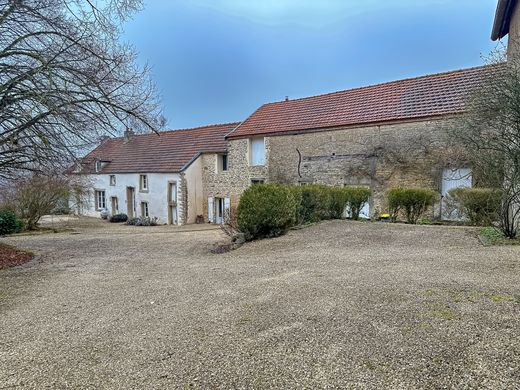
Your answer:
[81,172,182,225]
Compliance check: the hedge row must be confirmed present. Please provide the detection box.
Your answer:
[448,187,501,226]
[237,184,371,241]
[387,188,437,224]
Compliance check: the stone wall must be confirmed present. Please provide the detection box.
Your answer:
[204,118,460,219]
[266,119,454,214]
[201,138,270,220]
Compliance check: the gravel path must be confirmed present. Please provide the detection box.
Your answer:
[1,219,519,389]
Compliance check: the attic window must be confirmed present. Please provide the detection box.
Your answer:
[95,160,108,173]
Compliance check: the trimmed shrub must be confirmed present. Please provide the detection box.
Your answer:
[388,188,437,224]
[237,184,298,240]
[448,187,502,226]
[291,185,371,222]
[126,217,158,226]
[329,187,350,220]
[0,209,23,236]
[297,185,333,223]
[344,187,372,220]
[109,213,128,223]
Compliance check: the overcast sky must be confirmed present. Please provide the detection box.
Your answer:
[123,0,500,129]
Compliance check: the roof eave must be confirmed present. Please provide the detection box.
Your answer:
[492,0,517,41]
[226,113,464,140]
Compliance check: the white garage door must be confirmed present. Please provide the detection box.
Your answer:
[442,168,472,220]
[442,168,472,196]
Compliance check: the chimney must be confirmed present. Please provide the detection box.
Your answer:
[97,135,109,144]
[123,128,134,143]
[285,96,289,102]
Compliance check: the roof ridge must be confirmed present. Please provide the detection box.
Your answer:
[160,121,241,133]
[265,64,494,106]
[109,121,241,141]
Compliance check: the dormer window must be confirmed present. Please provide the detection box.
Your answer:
[95,160,109,173]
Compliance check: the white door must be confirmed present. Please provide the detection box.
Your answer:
[442,168,472,220]
[208,197,214,223]
[442,168,472,196]
[215,198,224,224]
[359,202,370,219]
[224,197,231,222]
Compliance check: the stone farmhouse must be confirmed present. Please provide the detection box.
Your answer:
[76,0,519,225]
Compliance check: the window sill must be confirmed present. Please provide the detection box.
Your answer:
[139,189,149,193]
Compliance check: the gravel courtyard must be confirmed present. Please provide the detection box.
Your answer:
[1,219,519,389]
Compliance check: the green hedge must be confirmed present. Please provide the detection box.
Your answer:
[237,184,298,240]
[237,184,372,240]
[448,187,501,226]
[0,209,23,236]
[344,187,372,220]
[388,188,437,224]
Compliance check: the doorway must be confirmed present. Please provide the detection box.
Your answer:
[215,198,224,224]
[126,187,135,218]
[111,197,118,216]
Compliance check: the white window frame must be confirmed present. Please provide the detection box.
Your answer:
[139,174,148,192]
[95,161,102,173]
[95,190,106,210]
[141,201,149,218]
[168,181,177,203]
[217,154,228,172]
[249,137,265,166]
[109,175,116,186]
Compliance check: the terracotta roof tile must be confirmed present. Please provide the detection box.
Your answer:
[79,122,239,174]
[227,65,493,139]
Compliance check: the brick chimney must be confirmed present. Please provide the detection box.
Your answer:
[123,128,134,143]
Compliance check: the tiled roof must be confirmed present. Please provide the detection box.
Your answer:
[78,122,239,174]
[227,65,492,139]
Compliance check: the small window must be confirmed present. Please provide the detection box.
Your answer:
[95,161,102,173]
[168,182,177,203]
[251,179,265,185]
[249,138,265,166]
[217,154,228,172]
[95,190,106,210]
[141,202,149,218]
[109,175,116,186]
[139,175,148,192]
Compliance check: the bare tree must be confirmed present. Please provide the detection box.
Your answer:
[0,172,90,229]
[0,0,164,180]
[450,48,520,238]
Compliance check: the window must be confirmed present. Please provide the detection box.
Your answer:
[217,154,228,172]
[249,138,265,166]
[251,179,265,185]
[95,160,108,173]
[95,190,106,210]
[109,175,116,186]
[141,202,149,218]
[169,182,178,203]
[139,174,148,192]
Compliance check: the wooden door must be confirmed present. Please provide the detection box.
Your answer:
[126,187,135,218]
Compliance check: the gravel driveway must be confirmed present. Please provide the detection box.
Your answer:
[1,219,519,389]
